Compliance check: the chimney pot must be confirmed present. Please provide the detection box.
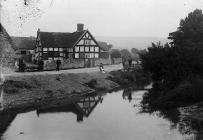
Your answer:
[77,23,84,32]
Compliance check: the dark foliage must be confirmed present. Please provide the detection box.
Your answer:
[140,9,203,110]
[120,49,131,60]
[110,49,121,58]
[109,69,151,87]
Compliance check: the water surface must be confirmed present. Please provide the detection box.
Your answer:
[0,89,200,140]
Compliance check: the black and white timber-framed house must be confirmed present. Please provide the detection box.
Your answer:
[34,24,100,62]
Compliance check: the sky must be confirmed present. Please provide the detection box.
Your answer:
[1,0,203,38]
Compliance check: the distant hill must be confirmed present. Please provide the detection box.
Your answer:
[96,36,169,50]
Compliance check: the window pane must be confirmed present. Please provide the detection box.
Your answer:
[85,53,90,58]
[95,47,99,52]
[54,48,58,51]
[75,47,79,52]
[80,46,84,52]
[75,53,79,58]
[49,48,53,51]
[69,48,73,52]
[80,52,85,58]
[48,57,53,61]
[95,53,99,58]
[43,48,48,51]
[59,48,63,51]
[60,53,63,56]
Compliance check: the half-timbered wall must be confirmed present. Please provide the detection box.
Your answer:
[35,31,100,61]
[74,31,99,59]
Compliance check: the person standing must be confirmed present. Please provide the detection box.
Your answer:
[56,60,61,71]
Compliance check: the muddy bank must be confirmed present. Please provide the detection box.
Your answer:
[1,72,119,111]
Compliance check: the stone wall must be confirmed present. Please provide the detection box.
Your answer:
[44,59,85,70]
[94,58,112,66]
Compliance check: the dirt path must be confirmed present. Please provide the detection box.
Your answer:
[4,64,122,77]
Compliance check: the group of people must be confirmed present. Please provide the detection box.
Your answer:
[122,58,133,71]
[15,58,62,72]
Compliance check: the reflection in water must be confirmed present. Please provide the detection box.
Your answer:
[0,88,202,140]
[37,94,103,122]
[0,112,16,137]
[140,92,203,140]
[122,88,132,102]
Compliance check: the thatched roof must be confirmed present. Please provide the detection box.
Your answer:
[11,36,36,50]
[39,30,86,48]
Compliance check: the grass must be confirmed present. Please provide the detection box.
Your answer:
[3,80,34,94]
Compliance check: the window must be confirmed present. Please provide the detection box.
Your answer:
[42,53,49,60]
[95,53,99,58]
[53,52,60,57]
[43,48,48,51]
[49,48,53,51]
[80,46,84,52]
[21,51,26,54]
[79,52,85,58]
[95,47,99,52]
[85,53,90,58]
[75,53,79,58]
[69,48,73,52]
[85,40,91,45]
[60,53,63,56]
[54,48,58,51]
[75,47,79,52]
[85,47,89,52]
[90,47,94,52]
[90,53,94,58]
[48,57,53,61]
[59,48,63,52]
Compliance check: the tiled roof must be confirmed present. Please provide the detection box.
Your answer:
[39,30,87,48]
[11,36,36,50]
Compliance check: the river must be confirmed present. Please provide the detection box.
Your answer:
[0,88,201,140]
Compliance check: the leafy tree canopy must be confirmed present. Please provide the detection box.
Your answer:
[169,9,203,47]
[141,9,203,86]
[120,49,131,60]
[111,49,121,58]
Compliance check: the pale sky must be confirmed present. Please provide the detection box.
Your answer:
[1,0,203,38]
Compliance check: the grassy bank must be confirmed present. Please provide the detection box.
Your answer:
[2,72,119,111]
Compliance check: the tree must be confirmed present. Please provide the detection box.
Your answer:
[120,49,131,60]
[168,9,203,47]
[111,49,121,58]
[131,48,139,55]
[141,9,203,85]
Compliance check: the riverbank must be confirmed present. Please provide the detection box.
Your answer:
[1,72,119,111]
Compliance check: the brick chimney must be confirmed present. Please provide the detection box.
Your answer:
[77,23,84,32]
